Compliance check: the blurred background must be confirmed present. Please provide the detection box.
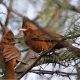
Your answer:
[0,0,80,80]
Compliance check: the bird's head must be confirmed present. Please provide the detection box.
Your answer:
[20,16,38,32]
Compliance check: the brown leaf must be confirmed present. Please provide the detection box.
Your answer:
[3,44,20,62]
[1,30,20,62]
[0,16,20,80]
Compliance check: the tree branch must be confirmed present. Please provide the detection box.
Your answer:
[2,2,24,18]
[55,0,80,13]
[5,0,14,26]
[17,50,50,80]
[30,70,77,76]
[0,21,8,34]
[16,50,76,74]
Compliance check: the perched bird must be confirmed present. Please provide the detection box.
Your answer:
[21,17,80,56]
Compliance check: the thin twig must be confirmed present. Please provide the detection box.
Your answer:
[2,2,24,18]
[5,0,14,26]
[30,70,77,76]
[0,21,8,34]
[55,0,80,13]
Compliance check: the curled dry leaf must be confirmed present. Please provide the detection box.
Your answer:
[0,30,20,62]
[3,44,20,62]
[0,23,21,79]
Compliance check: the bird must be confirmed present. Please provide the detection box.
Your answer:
[20,17,80,56]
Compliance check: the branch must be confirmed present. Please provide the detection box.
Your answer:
[16,50,76,74]
[55,0,80,13]
[44,6,62,28]
[0,21,8,34]
[2,2,24,18]
[5,0,14,26]
[30,70,77,76]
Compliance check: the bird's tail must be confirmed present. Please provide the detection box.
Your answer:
[61,41,80,57]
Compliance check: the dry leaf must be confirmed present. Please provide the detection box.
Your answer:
[1,30,20,62]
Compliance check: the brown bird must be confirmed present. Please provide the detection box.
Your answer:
[21,17,80,56]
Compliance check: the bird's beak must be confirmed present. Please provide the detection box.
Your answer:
[20,28,27,31]
[11,41,16,45]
